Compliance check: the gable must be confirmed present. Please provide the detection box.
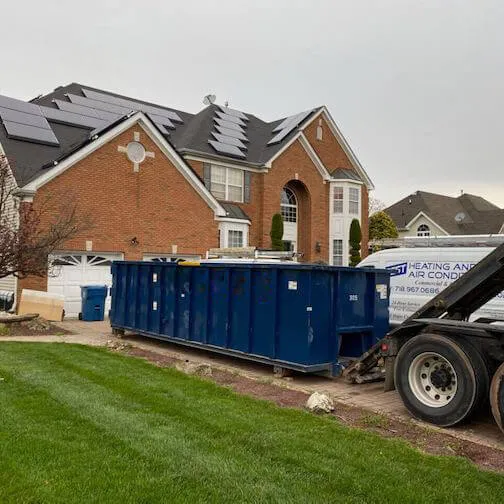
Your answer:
[21,113,226,218]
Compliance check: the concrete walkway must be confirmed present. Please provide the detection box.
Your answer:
[3,319,504,451]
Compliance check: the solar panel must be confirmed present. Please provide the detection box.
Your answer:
[214,118,245,132]
[82,89,183,123]
[3,120,59,146]
[218,105,248,121]
[215,110,246,126]
[211,132,247,149]
[0,107,51,129]
[55,99,121,122]
[0,95,42,116]
[208,140,246,158]
[272,110,312,133]
[41,106,108,130]
[268,110,313,145]
[146,113,175,129]
[67,94,132,116]
[215,125,248,141]
[154,123,170,135]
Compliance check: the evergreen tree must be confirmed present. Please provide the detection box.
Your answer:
[270,213,284,251]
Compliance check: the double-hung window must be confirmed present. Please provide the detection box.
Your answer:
[210,166,244,202]
[333,240,343,265]
[349,187,360,215]
[333,187,344,213]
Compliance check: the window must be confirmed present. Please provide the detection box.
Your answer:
[333,240,343,266]
[333,187,343,213]
[210,166,244,202]
[417,224,430,237]
[349,187,360,215]
[228,230,243,248]
[281,187,297,222]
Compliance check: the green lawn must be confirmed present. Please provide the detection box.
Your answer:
[0,343,503,504]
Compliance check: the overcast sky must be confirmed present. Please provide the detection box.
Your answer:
[2,0,503,206]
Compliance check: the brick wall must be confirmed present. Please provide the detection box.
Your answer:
[260,139,330,263]
[19,124,219,294]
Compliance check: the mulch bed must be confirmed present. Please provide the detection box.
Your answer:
[123,346,504,473]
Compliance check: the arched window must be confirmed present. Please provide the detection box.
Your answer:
[281,187,297,222]
[417,224,430,237]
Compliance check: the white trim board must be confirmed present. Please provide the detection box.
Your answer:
[183,155,268,174]
[22,112,227,217]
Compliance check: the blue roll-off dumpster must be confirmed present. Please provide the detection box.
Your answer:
[110,261,390,376]
[80,285,108,321]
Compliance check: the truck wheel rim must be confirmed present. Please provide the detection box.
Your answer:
[408,352,458,408]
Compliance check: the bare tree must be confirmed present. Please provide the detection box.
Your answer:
[369,196,386,216]
[0,154,91,280]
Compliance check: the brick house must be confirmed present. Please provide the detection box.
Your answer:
[0,84,374,316]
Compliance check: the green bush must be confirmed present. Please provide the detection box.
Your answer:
[349,219,362,266]
[270,213,284,251]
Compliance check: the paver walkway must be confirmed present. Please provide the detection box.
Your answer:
[3,319,503,451]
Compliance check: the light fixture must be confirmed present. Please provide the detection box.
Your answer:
[130,237,139,246]
[315,241,321,253]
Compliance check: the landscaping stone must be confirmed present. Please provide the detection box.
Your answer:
[177,361,213,377]
[306,392,335,413]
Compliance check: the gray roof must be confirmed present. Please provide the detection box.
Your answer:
[0,83,321,186]
[331,167,362,181]
[385,190,504,235]
[220,203,250,221]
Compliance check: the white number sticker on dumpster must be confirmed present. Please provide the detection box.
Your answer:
[288,281,298,290]
[349,294,358,302]
[376,284,388,300]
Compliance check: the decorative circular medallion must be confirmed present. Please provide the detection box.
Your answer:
[126,141,146,164]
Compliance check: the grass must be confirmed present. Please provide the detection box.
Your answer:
[0,343,503,504]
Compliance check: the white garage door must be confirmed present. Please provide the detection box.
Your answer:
[48,253,123,318]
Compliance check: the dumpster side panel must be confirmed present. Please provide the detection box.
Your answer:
[250,269,277,358]
[229,269,252,353]
[307,270,333,365]
[208,269,230,347]
[276,269,312,364]
[160,265,177,337]
[190,267,210,343]
[176,267,192,340]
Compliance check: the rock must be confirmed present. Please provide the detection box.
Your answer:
[306,392,334,413]
[105,339,131,351]
[177,361,213,377]
[22,317,51,331]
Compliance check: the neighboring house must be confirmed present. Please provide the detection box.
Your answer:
[385,190,504,238]
[0,83,374,316]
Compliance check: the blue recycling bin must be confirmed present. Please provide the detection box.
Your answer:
[80,285,108,321]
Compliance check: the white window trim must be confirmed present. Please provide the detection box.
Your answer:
[218,221,249,248]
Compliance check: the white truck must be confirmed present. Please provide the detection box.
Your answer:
[359,247,504,325]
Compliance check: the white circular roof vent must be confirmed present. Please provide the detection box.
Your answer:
[126,141,146,164]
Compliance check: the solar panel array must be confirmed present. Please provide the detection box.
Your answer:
[0,88,185,147]
[208,105,249,159]
[267,109,313,145]
[0,95,59,146]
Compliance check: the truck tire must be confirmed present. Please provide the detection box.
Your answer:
[394,333,489,427]
[490,362,504,434]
